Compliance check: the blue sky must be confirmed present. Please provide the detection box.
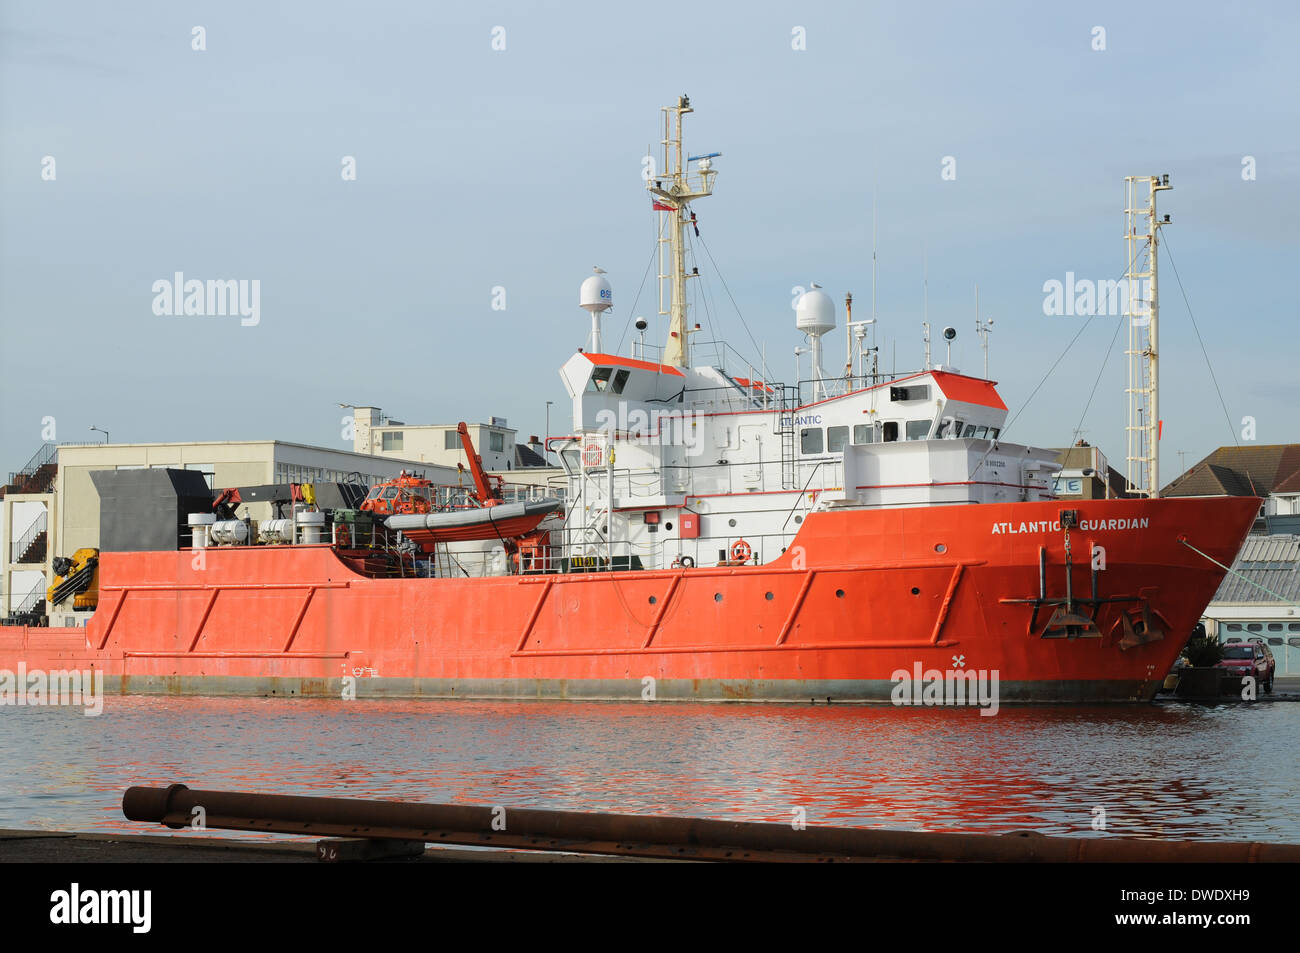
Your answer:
[2,0,1297,483]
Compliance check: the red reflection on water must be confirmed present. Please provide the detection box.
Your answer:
[1,696,1294,843]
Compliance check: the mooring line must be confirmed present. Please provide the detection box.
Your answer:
[1178,538,1297,605]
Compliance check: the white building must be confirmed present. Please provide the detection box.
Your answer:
[1201,534,1300,675]
[351,407,523,471]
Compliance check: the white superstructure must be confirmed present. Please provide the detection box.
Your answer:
[537,97,1060,575]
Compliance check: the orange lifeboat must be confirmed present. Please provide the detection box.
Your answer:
[359,470,436,516]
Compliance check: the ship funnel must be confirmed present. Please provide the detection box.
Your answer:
[580,267,613,354]
[796,283,836,400]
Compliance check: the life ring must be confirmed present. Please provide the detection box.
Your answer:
[730,539,752,562]
[676,555,695,569]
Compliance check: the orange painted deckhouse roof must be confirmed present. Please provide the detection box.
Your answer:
[930,370,1007,410]
[580,352,686,377]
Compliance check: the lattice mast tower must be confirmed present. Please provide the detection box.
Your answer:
[1124,174,1172,497]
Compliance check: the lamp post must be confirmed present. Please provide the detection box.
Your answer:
[545,401,555,463]
[90,426,109,444]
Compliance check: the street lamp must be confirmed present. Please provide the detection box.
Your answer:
[90,425,109,444]
[545,401,554,463]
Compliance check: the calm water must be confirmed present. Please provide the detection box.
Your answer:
[1,696,1296,843]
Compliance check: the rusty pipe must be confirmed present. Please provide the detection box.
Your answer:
[123,785,1298,863]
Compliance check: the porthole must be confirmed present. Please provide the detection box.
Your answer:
[665,522,673,531]
[934,543,947,554]
[835,589,845,598]
[714,593,723,603]
[764,591,774,601]
[911,587,920,595]
[794,515,803,524]
[648,595,657,605]
[728,518,737,527]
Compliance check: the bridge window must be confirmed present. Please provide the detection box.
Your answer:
[800,428,823,454]
[586,367,614,392]
[937,418,964,439]
[853,424,877,444]
[905,419,933,440]
[827,426,848,452]
[612,369,631,394]
[883,422,899,442]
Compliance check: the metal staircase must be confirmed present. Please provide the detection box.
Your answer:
[1,443,58,498]
[11,510,48,565]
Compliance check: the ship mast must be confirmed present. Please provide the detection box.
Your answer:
[648,95,717,369]
[1124,174,1172,498]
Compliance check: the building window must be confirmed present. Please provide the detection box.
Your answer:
[800,428,823,454]
[489,432,505,453]
[383,431,403,451]
[444,431,460,450]
[827,426,848,452]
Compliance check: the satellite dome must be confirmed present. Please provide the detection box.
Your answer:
[796,283,836,334]
[580,267,613,314]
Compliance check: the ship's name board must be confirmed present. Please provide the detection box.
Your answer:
[991,517,1150,534]
[781,414,823,427]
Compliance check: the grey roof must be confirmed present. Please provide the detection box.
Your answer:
[514,443,549,468]
[1209,534,1300,605]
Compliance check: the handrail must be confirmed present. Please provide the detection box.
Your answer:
[10,510,48,563]
[782,460,833,533]
[8,441,56,482]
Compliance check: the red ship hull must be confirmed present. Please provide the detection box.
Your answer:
[0,496,1258,704]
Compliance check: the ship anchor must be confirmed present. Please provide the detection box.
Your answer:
[999,510,1166,646]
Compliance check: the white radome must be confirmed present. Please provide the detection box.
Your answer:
[579,267,613,314]
[796,283,836,333]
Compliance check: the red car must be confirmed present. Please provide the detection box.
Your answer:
[1216,640,1275,694]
